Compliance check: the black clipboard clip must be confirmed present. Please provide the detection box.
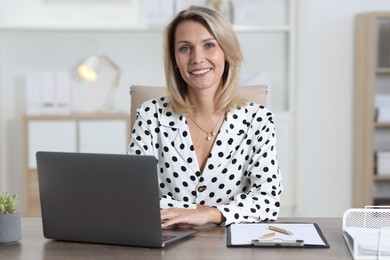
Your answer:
[251,238,305,247]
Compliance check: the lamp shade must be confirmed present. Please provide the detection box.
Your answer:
[75,53,121,112]
[77,54,102,82]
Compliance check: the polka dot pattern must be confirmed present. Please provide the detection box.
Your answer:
[128,97,283,226]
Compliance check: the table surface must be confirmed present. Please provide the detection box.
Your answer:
[0,217,352,260]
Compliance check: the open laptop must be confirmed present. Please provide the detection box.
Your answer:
[36,151,196,248]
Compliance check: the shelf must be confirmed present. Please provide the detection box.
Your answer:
[0,25,292,33]
[0,26,164,33]
[374,198,390,205]
[233,25,292,33]
[375,175,390,181]
[376,68,390,74]
[24,113,130,121]
[375,122,390,127]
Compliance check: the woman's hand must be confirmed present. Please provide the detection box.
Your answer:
[160,205,223,229]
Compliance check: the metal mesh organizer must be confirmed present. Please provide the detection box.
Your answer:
[342,207,390,259]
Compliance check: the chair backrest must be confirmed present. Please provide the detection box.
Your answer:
[129,85,267,130]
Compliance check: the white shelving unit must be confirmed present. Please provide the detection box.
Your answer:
[23,114,130,216]
[0,0,297,216]
[354,12,390,207]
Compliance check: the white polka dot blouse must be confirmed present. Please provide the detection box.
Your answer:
[128,97,283,226]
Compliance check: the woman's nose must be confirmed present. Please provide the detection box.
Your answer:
[191,48,204,64]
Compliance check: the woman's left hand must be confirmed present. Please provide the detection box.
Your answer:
[160,204,223,229]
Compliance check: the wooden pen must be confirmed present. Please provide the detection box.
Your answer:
[260,232,276,239]
[269,225,294,235]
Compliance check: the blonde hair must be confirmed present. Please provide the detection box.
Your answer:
[164,5,247,114]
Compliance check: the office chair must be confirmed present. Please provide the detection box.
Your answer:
[129,85,267,131]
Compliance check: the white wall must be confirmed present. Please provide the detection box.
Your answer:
[295,0,390,217]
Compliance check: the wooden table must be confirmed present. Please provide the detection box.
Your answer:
[0,217,352,260]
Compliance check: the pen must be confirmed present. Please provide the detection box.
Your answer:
[269,225,294,235]
[260,232,275,239]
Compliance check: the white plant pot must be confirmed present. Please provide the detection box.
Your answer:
[0,212,22,244]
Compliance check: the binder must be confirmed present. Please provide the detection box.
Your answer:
[226,222,329,248]
[25,73,42,115]
[41,72,56,115]
[54,72,72,115]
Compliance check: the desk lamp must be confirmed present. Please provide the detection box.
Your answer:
[77,53,121,112]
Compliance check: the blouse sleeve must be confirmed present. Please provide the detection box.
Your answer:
[215,110,283,226]
[127,109,156,157]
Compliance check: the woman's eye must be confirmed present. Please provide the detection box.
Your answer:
[179,46,190,53]
[205,42,215,49]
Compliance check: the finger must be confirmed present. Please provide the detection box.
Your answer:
[161,223,176,230]
[176,223,194,229]
[160,208,172,221]
[161,208,177,218]
[162,221,179,229]
[161,219,175,229]
[161,215,183,229]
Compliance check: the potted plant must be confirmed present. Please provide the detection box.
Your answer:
[0,192,21,244]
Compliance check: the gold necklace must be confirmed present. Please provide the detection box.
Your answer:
[188,113,225,141]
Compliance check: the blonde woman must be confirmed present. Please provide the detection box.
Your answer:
[128,6,283,228]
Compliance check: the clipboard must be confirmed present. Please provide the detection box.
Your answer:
[226,222,330,248]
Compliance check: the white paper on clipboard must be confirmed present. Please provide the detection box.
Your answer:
[227,223,328,247]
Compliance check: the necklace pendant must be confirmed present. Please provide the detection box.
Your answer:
[211,131,216,136]
[206,133,212,141]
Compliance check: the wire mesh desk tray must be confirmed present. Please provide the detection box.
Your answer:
[343,206,390,259]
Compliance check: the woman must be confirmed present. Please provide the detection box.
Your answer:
[128,5,282,228]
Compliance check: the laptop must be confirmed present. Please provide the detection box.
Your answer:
[36,151,196,248]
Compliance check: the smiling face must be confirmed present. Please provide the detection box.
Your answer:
[174,21,226,94]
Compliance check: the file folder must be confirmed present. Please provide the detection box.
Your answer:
[226,222,329,248]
